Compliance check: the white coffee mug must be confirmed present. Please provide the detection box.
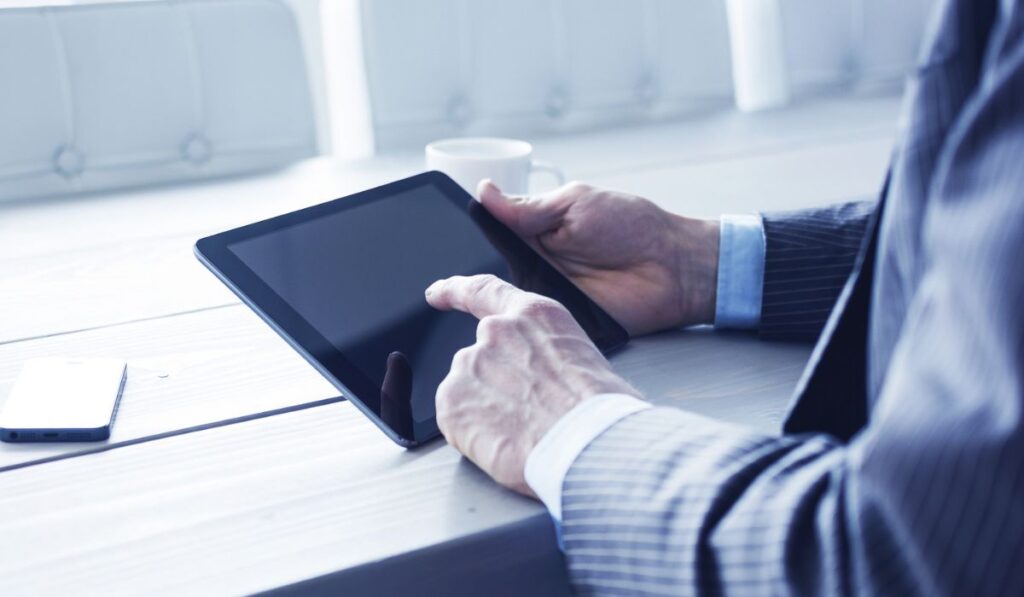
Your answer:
[425,137,565,196]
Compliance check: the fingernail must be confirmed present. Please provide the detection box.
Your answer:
[477,179,496,201]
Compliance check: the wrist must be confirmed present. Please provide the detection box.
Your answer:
[671,215,720,326]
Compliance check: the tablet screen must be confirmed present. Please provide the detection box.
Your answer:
[204,173,627,445]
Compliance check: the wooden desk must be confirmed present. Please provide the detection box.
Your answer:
[0,94,896,595]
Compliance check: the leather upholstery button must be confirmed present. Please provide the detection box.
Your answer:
[53,145,84,178]
[545,87,568,118]
[181,133,212,165]
[446,95,471,127]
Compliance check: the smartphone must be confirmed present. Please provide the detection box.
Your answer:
[0,357,127,442]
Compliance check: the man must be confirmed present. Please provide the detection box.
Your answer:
[426,0,1024,593]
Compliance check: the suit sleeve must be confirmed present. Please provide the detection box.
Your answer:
[558,30,1024,597]
[758,201,876,341]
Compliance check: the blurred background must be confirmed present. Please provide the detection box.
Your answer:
[0,0,936,199]
[0,0,939,339]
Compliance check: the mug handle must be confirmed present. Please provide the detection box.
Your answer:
[529,160,566,192]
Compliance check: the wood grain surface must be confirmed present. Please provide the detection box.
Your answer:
[0,94,897,595]
[0,329,809,596]
[0,306,338,471]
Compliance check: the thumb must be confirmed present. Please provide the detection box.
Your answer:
[477,179,567,237]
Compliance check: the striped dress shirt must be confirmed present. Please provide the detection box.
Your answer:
[555,0,1024,594]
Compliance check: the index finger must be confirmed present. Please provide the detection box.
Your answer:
[425,274,525,319]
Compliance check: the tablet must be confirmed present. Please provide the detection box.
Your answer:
[195,171,629,447]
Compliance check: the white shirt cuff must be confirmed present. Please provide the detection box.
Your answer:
[714,214,766,329]
[524,393,651,521]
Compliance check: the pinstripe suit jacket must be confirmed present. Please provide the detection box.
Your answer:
[560,1,1024,594]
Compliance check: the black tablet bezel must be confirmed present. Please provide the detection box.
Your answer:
[195,171,629,448]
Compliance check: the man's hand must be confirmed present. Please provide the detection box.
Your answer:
[477,179,720,335]
[426,274,639,497]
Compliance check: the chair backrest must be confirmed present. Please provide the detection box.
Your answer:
[359,0,936,151]
[0,0,316,202]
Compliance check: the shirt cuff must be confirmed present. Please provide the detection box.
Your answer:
[524,393,651,521]
[714,214,766,329]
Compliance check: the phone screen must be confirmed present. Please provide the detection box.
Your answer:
[0,358,126,442]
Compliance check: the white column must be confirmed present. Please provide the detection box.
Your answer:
[725,0,791,112]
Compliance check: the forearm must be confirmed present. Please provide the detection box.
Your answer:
[554,159,1023,595]
[712,200,876,337]
[559,407,850,595]
[758,200,876,340]
[527,201,878,519]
